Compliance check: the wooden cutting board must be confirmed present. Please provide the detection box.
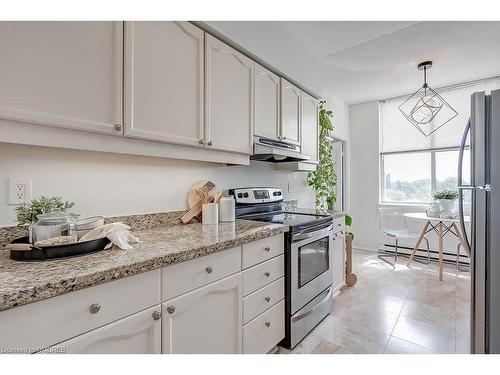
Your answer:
[187,180,215,209]
[181,181,222,224]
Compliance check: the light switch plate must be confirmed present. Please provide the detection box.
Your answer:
[8,178,32,205]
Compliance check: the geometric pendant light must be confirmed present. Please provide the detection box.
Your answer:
[398,61,458,137]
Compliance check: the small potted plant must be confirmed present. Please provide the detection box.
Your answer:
[432,189,459,217]
[15,196,75,242]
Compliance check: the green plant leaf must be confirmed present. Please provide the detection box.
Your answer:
[345,214,352,227]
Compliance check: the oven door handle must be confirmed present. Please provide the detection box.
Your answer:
[291,287,333,322]
[292,224,334,242]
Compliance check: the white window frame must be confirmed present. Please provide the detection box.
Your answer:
[379,146,468,205]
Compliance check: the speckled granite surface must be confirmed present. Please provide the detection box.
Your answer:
[0,211,189,248]
[0,220,287,312]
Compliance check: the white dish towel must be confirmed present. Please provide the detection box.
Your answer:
[79,223,140,250]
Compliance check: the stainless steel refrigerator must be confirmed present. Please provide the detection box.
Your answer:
[458,89,500,354]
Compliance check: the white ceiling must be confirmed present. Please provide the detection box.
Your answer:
[319,21,500,104]
[208,21,500,105]
[282,21,418,58]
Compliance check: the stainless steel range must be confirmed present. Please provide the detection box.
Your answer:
[229,187,334,349]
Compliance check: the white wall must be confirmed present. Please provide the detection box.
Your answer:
[349,101,380,250]
[0,143,315,226]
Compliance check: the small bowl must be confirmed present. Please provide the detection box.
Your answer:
[76,216,104,239]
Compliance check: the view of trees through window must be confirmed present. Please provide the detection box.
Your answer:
[381,148,470,203]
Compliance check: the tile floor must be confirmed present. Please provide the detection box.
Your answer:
[280,249,471,354]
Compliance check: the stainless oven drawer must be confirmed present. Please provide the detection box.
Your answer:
[290,286,333,349]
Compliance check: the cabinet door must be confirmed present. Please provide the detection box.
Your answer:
[56,306,161,354]
[254,64,280,141]
[301,92,319,162]
[280,78,301,145]
[162,273,242,354]
[124,22,204,147]
[0,21,122,135]
[333,232,346,291]
[205,34,253,154]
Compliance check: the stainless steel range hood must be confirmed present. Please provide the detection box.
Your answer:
[251,137,310,163]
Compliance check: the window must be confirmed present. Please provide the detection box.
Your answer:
[381,152,431,203]
[381,148,469,204]
[379,77,498,204]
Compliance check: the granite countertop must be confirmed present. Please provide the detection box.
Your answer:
[0,220,288,312]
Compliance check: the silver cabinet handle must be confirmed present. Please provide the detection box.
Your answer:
[264,272,270,277]
[114,124,122,131]
[264,246,271,252]
[265,297,271,302]
[199,139,205,145]
[89,303,101,314]
[152,311,161,321]
[265,321,271,328]
[166,306,176,314]
[205,266,213,274]
[207,140,213,146]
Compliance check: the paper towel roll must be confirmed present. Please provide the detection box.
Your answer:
[218,196,235,222]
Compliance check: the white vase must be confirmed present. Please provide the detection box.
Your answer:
[439,199,455,216]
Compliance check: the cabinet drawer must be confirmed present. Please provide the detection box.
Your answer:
[162,246,241,301]
[242,254,284,296]
[242,277,284,324]
[243,300,285,354]
[242,234,284,269]
[0,270,160,352]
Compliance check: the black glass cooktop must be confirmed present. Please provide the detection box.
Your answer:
[240,210,332,234]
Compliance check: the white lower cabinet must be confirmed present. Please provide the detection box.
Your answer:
[54,306,162,354]
[333,229,346,291]
[243,300,285,354]
[162,273,243,354]
[0,237,287,354]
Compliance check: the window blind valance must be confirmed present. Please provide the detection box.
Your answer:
[379,77,500,153]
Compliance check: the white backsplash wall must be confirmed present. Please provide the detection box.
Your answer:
[0,143,315,226]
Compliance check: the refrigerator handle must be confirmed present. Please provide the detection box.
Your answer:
[458,119,471,249]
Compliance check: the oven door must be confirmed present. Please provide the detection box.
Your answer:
[290,225,334,314]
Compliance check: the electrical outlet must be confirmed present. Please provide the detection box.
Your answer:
[8,178,32,205]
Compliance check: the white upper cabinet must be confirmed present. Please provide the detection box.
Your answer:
[124,22,204,147]
[301,92,319,162]
[0,21,123,135]
[56,306,162,354]
[280,78,301,146]
[205,34,254,155]
[162,273,242,354]
[254,64,280,141]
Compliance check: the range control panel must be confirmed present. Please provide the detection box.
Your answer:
[229,187,283,205]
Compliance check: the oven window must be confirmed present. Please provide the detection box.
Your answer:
[298,236,329,288]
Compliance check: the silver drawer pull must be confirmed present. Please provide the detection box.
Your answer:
[114,124,122,131]
[89,303,101,314]
[205,266,213,274]
[264,272,270,277]
[167,306,176,314]
[265,297,271,302]
[152,311,161,321]
[265,321,271,328]
[264,246,271,252]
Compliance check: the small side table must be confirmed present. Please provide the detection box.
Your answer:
[404,212,470,281]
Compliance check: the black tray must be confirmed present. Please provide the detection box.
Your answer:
[9,236,111,261]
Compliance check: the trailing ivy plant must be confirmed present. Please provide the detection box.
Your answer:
[307,100,337,210]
